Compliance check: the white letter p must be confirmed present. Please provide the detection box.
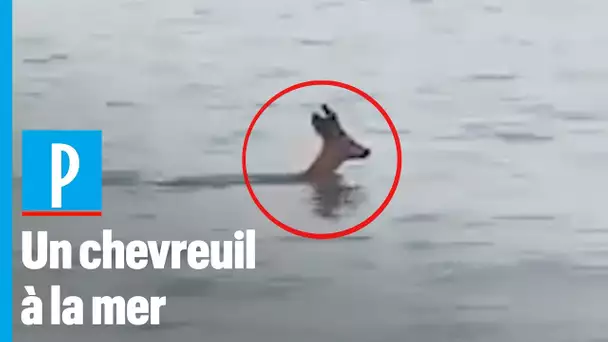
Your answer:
[51,143,80,208]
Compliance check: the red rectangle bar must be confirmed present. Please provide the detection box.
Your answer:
[21,211,102,217]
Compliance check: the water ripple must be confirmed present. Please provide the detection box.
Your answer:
[256,67,299,80]
[22,53,69,65]
[465,72,518,82]
[106,100,137,108]
[296,38,334,47]
[394,213,443,223]
[493,132,554,143]
[492,215,555,221]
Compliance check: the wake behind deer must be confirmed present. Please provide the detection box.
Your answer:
[150,103,371,189]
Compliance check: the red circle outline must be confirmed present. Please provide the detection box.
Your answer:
[242,80,402,240]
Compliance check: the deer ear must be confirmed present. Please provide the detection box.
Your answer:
[321,103,338,121]
[311,112,322,123]
[311,112,323,132]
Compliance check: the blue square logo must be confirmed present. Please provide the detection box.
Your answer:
[22,130,103,216]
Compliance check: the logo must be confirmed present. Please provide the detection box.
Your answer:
[22,130,103,216]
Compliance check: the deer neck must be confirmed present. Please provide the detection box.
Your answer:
[303,143,343,181]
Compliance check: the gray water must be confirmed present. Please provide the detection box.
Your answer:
[12,0,608,341]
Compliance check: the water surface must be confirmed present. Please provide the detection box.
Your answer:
[13,0,608,340]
